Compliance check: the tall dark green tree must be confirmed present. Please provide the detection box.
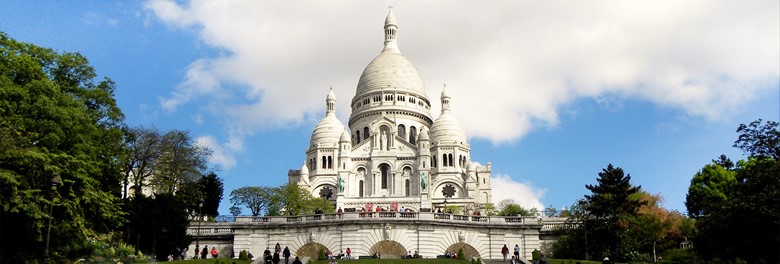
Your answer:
[582,164,644,261]
[126,193,191,261]
[198,172,224,218]
[0,32,126,262]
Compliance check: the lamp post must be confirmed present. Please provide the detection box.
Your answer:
[443,198,448,214]
[43,174,60,264]
[195,199,203,259]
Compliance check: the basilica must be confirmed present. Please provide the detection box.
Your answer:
[288,10,493,213]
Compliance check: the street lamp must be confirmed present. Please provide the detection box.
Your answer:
[443,198,448,214]
[43,174,60,264]
[195,199,203,259]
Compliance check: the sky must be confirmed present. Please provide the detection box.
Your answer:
[2,0,778,215]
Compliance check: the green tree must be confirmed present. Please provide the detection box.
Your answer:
[688,120,780,263]
[685,163,736,218]
[199,172,224,218]
[230,186,273,216]
[582,164,644,262]
[496,199,536,216]
[0,32,126,262]
[544,205,558,217]
[151,130,211,195]
[269,183,333,216]
[120,126,162,199]
[126,193,191,260]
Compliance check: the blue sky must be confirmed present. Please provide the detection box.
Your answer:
[2,1,778,215]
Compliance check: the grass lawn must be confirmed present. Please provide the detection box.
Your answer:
[310,259,470,264]
[548,259,603,264]
[169,259,253,264]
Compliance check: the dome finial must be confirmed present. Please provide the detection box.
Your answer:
[326,87,336,115]
[441,84,451,113]
[383,7,399,51]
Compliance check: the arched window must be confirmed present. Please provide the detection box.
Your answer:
[405,179,410,197]
[432,156,437,167]
[355,130,361,144]
[380,164,390,189]
[359,180,364,197]
[397,124,406,140]
[363,127,369,140]
[327,156,333,169]
[322,156,327,169]
[448,154,454,167]
[409,126,417,145]
[443,154,448,167]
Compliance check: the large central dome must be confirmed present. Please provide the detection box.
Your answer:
[352,10,428,103]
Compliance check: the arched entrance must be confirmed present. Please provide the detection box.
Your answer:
[368,240,407,259]
[445,243,480,260]
[295,242,329,261]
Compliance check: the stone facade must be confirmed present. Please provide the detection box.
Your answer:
[188,213,544,261]
[288,9,493,215]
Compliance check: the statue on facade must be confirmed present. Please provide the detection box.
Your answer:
[421,173,428,192]
[383,223,391,240]
[338,175,345,193]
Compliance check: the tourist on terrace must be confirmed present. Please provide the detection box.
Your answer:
[501,244,509,262]
[513,244,520,259]
[283,246,291,264]
[345,247,352,259]
[211,246,218,258]
[201,245,208,259]
[510,255,519,264]
[292,256,302,264]
[273,250,280,264]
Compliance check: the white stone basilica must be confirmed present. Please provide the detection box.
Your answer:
[288,10,493,213]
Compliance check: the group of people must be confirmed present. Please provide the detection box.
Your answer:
[263,243,294,264]
[325,248,353,260]
[501,244,548,264]
[187,245,218,260]
[404,250,421,258]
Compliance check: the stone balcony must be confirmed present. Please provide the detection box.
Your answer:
[187,212,545,236]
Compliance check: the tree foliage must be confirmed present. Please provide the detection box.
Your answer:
[230,184,334,216]
[0,32,126,262]
[496,199,537,216]
[553,164,645,262]
[230,186,273,216]
[125,193,191,261]
[198,172,224,218]
[685,163,735,218]
[687,119,780,263]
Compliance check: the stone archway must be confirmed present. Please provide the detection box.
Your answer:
[295,243,329,260]
[446,243,480,260]
[368,240,407,259]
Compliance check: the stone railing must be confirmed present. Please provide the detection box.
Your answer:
[187,213,568,237]
[227,212,539,225]
[186,226,235,236]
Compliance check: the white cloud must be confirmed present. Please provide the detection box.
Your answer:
[196,135,237,170]
[145,0,779,146]
[490,174,546,211]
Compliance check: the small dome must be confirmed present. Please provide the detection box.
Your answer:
[340,130,350,142]
[310,114,345,147]
[301,163,309,175]
[430,112,467,145]
[385,10,397,26]
[327,87,336,101]
[418,127,430,141]
[467,162,476,172]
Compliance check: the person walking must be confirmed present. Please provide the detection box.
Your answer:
[283,246,291,264]
[292,256,303,264]
[513,244,520,260]
[273,251,280,264]
[501,244,509,262]
[201,245,208,259]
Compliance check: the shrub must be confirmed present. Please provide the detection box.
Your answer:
[532,249,541,261]
[471,258,477,264]
[477,258,483,264]
[318,248,326,260]
[239,250,248,260]
[458,248,465,260]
